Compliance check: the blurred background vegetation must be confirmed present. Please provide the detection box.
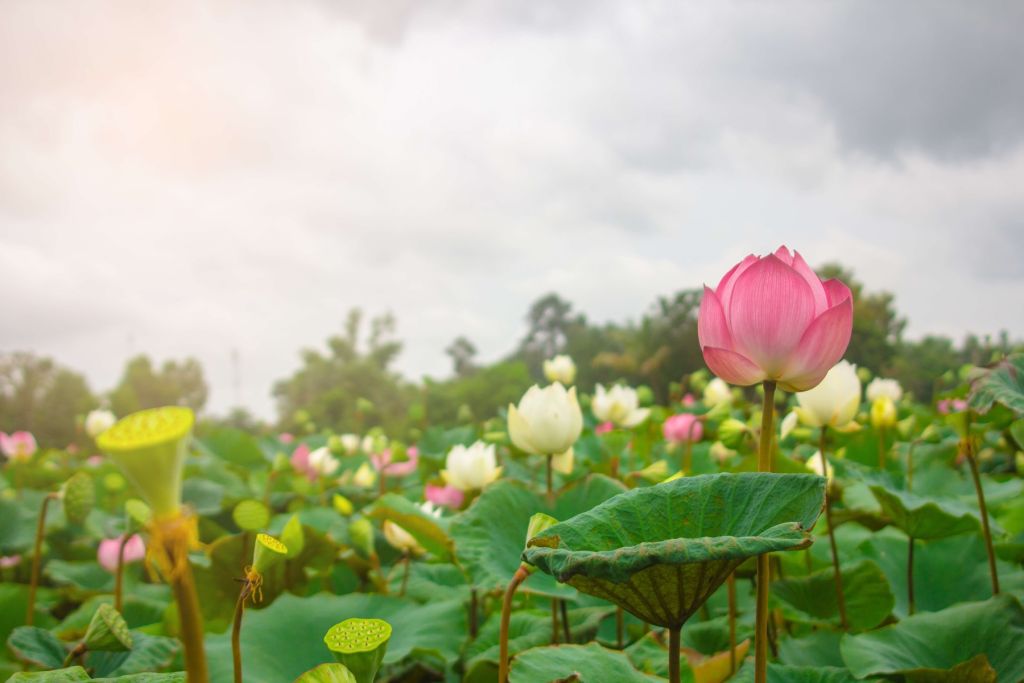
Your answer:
[2,263,1019,447]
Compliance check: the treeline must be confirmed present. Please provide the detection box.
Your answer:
[2,264,1018,447]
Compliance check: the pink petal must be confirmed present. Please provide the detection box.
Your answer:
[778,298,854,391]
[773,245,794,265]
[715,255,758,311]
[701,346,767,386]
[822,278,852,307]
[698,286,734,350]
[425,484,464,509]
[790,251,828,316]
[728,255,816,375]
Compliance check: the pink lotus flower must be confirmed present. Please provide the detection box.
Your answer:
[0,554,22,569]
[698,246,853,392]
[594,421,614,435]
[681,393,696,407]
[0,431,37,462]
[97,534,146,573]
[663,414,703,443]
[372,447,419,477]
[937,398,967,414]
[290,443,313,478]
[425,484,465,509]
[279,433,295,444]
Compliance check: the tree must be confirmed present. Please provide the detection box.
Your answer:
[0,352,97,447]
[445,336,478,378]
[109,355,209,417]
[272,309,412,434]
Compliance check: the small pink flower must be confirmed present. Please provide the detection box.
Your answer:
[681,393,696,407]
[0,555,22,569]
[279,433,295,444]
[97,534,146,573]
[663,414,704,443]
[1,431,38,462]
[937,399,967,415]
[595,421,614,435]
[698,246,853,392]
[372,447,419,477]
[291,443,313,479]
[425,484,465,509]
[86,455,105,467]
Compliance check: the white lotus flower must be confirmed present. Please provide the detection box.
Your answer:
[543,355,577,385]
[352,462,377,488]
[780,411,799,440]
[806,451,834,484]
[383,502,440,555]
[795,361,861,430]
[508,383,583,456]
[866,378,903,403]
[551,448,574,475]
[442,441,502,491]
[339,434,360,456]
[703,378,732,408]
[85,409,117,439]
[591,384,649,428]
[308,447,340,477]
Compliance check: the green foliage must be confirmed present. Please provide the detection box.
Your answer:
[0,352,96,447]
[109,355,208,416]
[423,360,532,426]
[510,642,662,682]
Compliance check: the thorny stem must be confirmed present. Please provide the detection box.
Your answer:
[819,428,848,629]
[754,381,776,683]
[498,565,530,683]
[26,492,58,626]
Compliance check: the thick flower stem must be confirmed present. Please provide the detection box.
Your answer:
[26,492,58,626]
[727,572,737,674]
[616,607,624,648]
[754,381,776,683]
[114,534,129,613]
[550,598,559,644]
[231,586,248,683]
[159,520,210,683]
[560,599,571,642]
[877,426,887,470]
[965,437,1000,596]
[907,536,915,615]
[469,589,478,639]
[545,455,554,500]
[400,552,411,597]
[668,626,682,683]
[819,429,848,629]
[498,565,530,683]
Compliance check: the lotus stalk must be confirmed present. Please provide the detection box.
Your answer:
[498,564,530,683]
[727,572,737,674]
[819,428,848,629]
[25,491,59,626]
[962,418,1000,597]
[754,381,776,683]
[233,533,288,683]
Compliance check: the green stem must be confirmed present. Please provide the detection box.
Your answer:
[965,437,1000,596]
[26,492,58,626]
[231,586,247,683]
[560,599,571,643]
[754,381,776,683]
[546,455,553,500]
[551,598,559,644]
[907,536,915,615]
[168,539,209,683]
[114,533,129,613]
[907,440,918,492]
[498,565,529,683]
[668,626,681,683]
[683,440,693,475]
[819,428,848,629]
[399,552,411,597]
[469,588,478,639]
[616,607,624,648]
[727,572,737,675]
[62,642,86,668]
[878,426,887,470]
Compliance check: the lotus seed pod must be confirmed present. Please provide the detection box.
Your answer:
[252,533,288,575]
[293,663,358,683]
[323,618,391,683]
[83,603,133,652]
[280,514,305,559]
[233,499,271,532]
[96,407,194,519]
[62,472,95,525]
[348,518,375,559]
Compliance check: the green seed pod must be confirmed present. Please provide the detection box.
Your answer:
[83,603,132,652]
[62,472,95,525]
[252,533,288,575]
[323,618,391,683]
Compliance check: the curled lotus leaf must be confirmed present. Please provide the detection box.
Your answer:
[523,473,825,628]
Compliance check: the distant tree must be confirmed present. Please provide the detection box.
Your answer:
[0,352,97,447]
[424,360,532,425]
[890,335,960,402]
[109,355,208,416]
[272,309,412,434]
[445,336,478,378]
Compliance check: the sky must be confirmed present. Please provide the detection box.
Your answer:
[1,1,1023,419]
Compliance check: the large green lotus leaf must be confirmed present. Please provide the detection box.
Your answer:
[777,631,845,668]
[839,594,1024,682]
[510,643,662,683]
[87,632,180,678]
[857,529,1024,617]
[868,485,985,539]
[6,668,91,682]
[383,561,469,603]
[773,559,894,631]
[205,592,466,683]
[7,626,68,669]
[731,663,866,683]
[0,584,58,643]
[196,428,269,468]
[623,633,697,681]
[93,675,186,682]
[524,473,825,627]
[449,475,627,598]
[969,354,1024,414]
[368,493,453,560]
[54,595,169,639]
[44,559,115,593]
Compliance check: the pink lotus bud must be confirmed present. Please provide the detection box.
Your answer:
[0,555,22,569]
[425,484,465,509]
[371,447,420,477]
[595,421,614,435]
[290,443,313,478]
[681,394,696,407]
[97,534,146,573]
[698,246,853,392]
[0,431,38,462]
[663,414,703,444]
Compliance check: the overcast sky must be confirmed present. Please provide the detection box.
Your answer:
[2,1,1023,419]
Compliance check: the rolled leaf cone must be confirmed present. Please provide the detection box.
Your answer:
[252,533,288,575]
[281,514,305,559]
[83,603,133,652]
[525,513,559,547]
[62,472,95,525]
[523,472,826,628]
[96,407,195,519]
[323,618,391,683]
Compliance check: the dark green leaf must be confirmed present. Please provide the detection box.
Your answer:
[968,354,1024,414]
[869,485,983,540]
[6,626,68,669]
[773,559,894,631]
[510,643,662,682]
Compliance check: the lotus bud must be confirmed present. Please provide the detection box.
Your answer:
[703,400,732,422]
[441,441,502,491]
[96,407,194,519]
[525,513,559,545]
[457,404,475,423]
[866,377,903,403]
[97,534,145,573]
[718,418,748,448]
[870,396,898,429]
[508,384,584,456]
[634,459,670,482]
[590,384,650,428]
[806,451,835,485]
[550,448,574,475]
[709,441,735,463]
[663,414,703,444]
[348,518,376,559]
[543,355,577,385]
[339,434,360,456]
[124,499,152,527]
[0,431,37,462]
[84,410,117,439]
[795,361,861,430]
[83,604,132,652]
[333,494,354,516]
[294,664,358,682]
[352,463,377,488]
[856,367,873,385]
[689,369,710,392]
[324,618,391,683]
[698,246,853,392]
[702,378,732,407]
[252,533,288,575]
[61,472,95,525]
[232,500,271,532]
